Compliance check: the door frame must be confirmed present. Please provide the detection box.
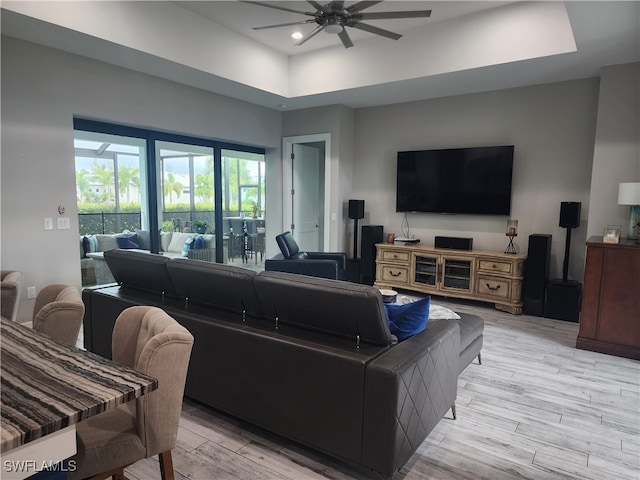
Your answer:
[282,133,331,251]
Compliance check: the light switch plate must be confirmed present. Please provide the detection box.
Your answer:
[57,217,70,229]
[44,218,53,230]
[27,286,37,299]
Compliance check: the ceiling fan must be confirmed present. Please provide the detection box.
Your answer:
[243,1,432,49]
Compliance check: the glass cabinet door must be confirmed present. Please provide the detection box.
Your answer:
[414,255,438,286]
[441,258,472,291]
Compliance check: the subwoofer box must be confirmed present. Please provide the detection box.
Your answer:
[435,236,473,251]
[545,280,582,322]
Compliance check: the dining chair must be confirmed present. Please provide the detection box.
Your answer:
[69,306,194,480]
[32,284,84,346]
[1,270,23,322]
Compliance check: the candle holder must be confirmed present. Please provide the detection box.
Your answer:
[505,220,518,254]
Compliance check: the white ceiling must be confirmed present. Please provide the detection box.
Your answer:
[1,1,639,111]
[175,1,511,55]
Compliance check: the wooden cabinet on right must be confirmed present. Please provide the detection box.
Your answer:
[577,236,640,360]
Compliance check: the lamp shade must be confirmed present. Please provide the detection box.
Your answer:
[618,182,640,205]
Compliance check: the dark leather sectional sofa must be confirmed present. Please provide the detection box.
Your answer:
[82,250,468,478]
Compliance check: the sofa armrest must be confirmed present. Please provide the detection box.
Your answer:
[265,257,340,280]
[361,319,460,478]
[306,252,347,270]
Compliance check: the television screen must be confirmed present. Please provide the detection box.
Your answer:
[396,146,514,215]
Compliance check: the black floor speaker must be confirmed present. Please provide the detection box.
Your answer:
[524,234,552,316]
[545,280,582,322]
[361,225,383,285]
[346,259,361,283]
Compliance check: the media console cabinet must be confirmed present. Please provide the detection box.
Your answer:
[375,243,526,314]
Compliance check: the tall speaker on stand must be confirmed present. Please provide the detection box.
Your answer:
[545,202,582,322]
[348,199,365,257]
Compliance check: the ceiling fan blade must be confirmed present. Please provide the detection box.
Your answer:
[330,1,345,11]
[350,22,402,40]
[346,1,382,13]
[338,28,354,48]
[307,0,325,11]
[359,10,432,20]
[253,20,316,31]
[294,25,325,46]
[241,1,315,17]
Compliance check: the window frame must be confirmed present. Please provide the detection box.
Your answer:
[74,118,265,262]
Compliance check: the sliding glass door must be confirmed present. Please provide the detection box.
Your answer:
[75,131,149,236]
[74,119,266,285]
[156,141,215,234]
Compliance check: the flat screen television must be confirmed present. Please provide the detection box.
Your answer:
[396,145,514,215]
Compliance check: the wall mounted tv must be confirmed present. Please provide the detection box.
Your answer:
[396,145,514,215]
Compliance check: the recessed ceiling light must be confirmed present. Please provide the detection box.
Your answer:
[291,32,303,40]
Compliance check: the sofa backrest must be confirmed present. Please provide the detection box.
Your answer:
[167,259,262,317]
[252,271,391,346]
[104,249,177,298]
[275,231,299,258]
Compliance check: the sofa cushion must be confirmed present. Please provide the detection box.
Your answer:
[135,229,150,250]
[253,271,391,346]
[167,259,263,317]
[103,249,177,297]
[168,232,194,253]
[160,232,172,252]
[384,296,431,341]
[96,234,119,252]
[87,235,98,253]
[203,234,215,248]
[81,236,89,258]
[115,233,139,249]
[456,313,484,351]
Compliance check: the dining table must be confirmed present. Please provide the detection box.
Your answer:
[1,317,158,480]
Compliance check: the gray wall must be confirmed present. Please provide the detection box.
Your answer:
[351,79,601,282]
[588,63,640,239]
[282,105,355,252]
[2,32,637,323]
[1,36,282,323]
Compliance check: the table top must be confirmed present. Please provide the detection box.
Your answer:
[1,318,158,452]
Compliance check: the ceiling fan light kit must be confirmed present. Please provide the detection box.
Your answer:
[324,17,344,34]
[244,0,431,49]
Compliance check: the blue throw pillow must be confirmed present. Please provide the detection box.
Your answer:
[384,296,431,341]
[116,234,139,249]
[192,235,206,250]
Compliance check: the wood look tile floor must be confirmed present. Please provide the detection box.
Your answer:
[125,297,640,480]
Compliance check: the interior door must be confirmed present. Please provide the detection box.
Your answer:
[283,134,330,252]
[292,144,321,251]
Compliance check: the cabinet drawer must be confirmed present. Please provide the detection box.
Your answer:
[380,250,410,263]
[478,259,512,274]
[477,275,511,300]
[380,265,409,284]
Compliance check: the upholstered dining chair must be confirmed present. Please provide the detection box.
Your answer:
[1,270,23,322]
[69,306,194,480]
[32,284,84,346]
